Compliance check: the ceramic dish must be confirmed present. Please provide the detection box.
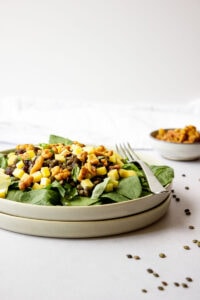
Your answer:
[0,194,171,238]
[150,129,200,161]
[0,185,171,221]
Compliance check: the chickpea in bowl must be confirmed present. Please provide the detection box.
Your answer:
[150,125,200,161]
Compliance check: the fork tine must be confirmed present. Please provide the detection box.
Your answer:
[127,143,139,160]
[116,143,133,161]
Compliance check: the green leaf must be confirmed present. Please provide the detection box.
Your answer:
[0,153,7,169]
[71,165,80,182]
[91,177,110,199]
[101,192,129,202]
[49,134,73,145]
[64,196,99,206]
[117,176,142,199]
[150,165,174,186]
[7,189,61,206]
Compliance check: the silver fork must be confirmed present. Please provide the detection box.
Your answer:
[116,143,167,194]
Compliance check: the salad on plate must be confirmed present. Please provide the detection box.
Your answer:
[0,135,174,206]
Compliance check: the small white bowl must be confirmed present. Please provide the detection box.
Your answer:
[150,129,200,161]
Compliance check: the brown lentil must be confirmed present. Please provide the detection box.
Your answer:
[188,225,195,229]
[183,245,190,250]
[153,273,160,278]
[126,254,133,259]
[159,253,166,258]
[197,241,200,247]
[174,282,180,287]
[186,277,193,282]
[162,281,168,286]
[185,186,190,190]
[192,239,198,243]
[147,268,154,274]
[141,289,147,293]
[182,283,189,288]
[158,286,164,291]
[133,255,141,260]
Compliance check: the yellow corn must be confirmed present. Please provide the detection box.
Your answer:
[0,188,6,198]
[32,183,42,190]
[16,160,25,169]
[31,171,42,183]
[13,168,25,179]
[40,177,51,187]
[26,150,36,160]
[96,166,107,176]
[55,154,66,162]
[7,154,18,166]
[41,167,50,178]
[80,179,94,189]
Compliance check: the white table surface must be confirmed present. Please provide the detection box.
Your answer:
[0,101,200,299]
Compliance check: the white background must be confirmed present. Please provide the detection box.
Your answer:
[0,0,200,105]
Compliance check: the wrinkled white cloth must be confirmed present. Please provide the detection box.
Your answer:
[0,97,199,150]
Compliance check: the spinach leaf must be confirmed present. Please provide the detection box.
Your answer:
[49,134,73,145]
[101,192,129,202]
[150,165,174,186]
[49,180,66,198]
[91,177,110,199]
[64,196,99,206]
[7,189,61,206]
[71,165,80,182]
[0,153,7,169]
[117,176,142,199]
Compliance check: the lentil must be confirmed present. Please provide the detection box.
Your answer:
[183,245,190,250]
[174,282,180,287]
[182,283,189,288]
[159,253,166,258]
[186,277,193,282]
[133,255,141,260]
[162,281,168,286]
[141,289,147,293]
[188,225,195,230]
[158,286,164,291]
[147,268,154,274]
[197,241,200,247]
[192,239,198,244]
[185,186,190,190]
[126,254,133,259]
[153,273,160,278]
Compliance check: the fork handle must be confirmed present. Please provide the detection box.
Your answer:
[137,160,167,194]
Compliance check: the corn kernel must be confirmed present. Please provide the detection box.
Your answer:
[83,146,95,154]
[26,150,36,159]
[71,144,83,155]
[55,154,66,162]
[80,179,94,189]
[13,168,25,179]
[107,169,119,180]
[119,169,136,178]
[31,171,42,182]
[41,167,50,178]
[40,177,51,187]
[7,154,18,166]
[32,183,42,190]
[0,188,7,198]
[16,160,25,169]
[96,166,107,176]
[0,168,5,174]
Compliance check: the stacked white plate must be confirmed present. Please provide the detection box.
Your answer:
[0,186,171,238]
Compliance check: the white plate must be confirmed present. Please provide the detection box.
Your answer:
[0,195,171,238]
[0,186,171,221]
[0,149,172,221]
